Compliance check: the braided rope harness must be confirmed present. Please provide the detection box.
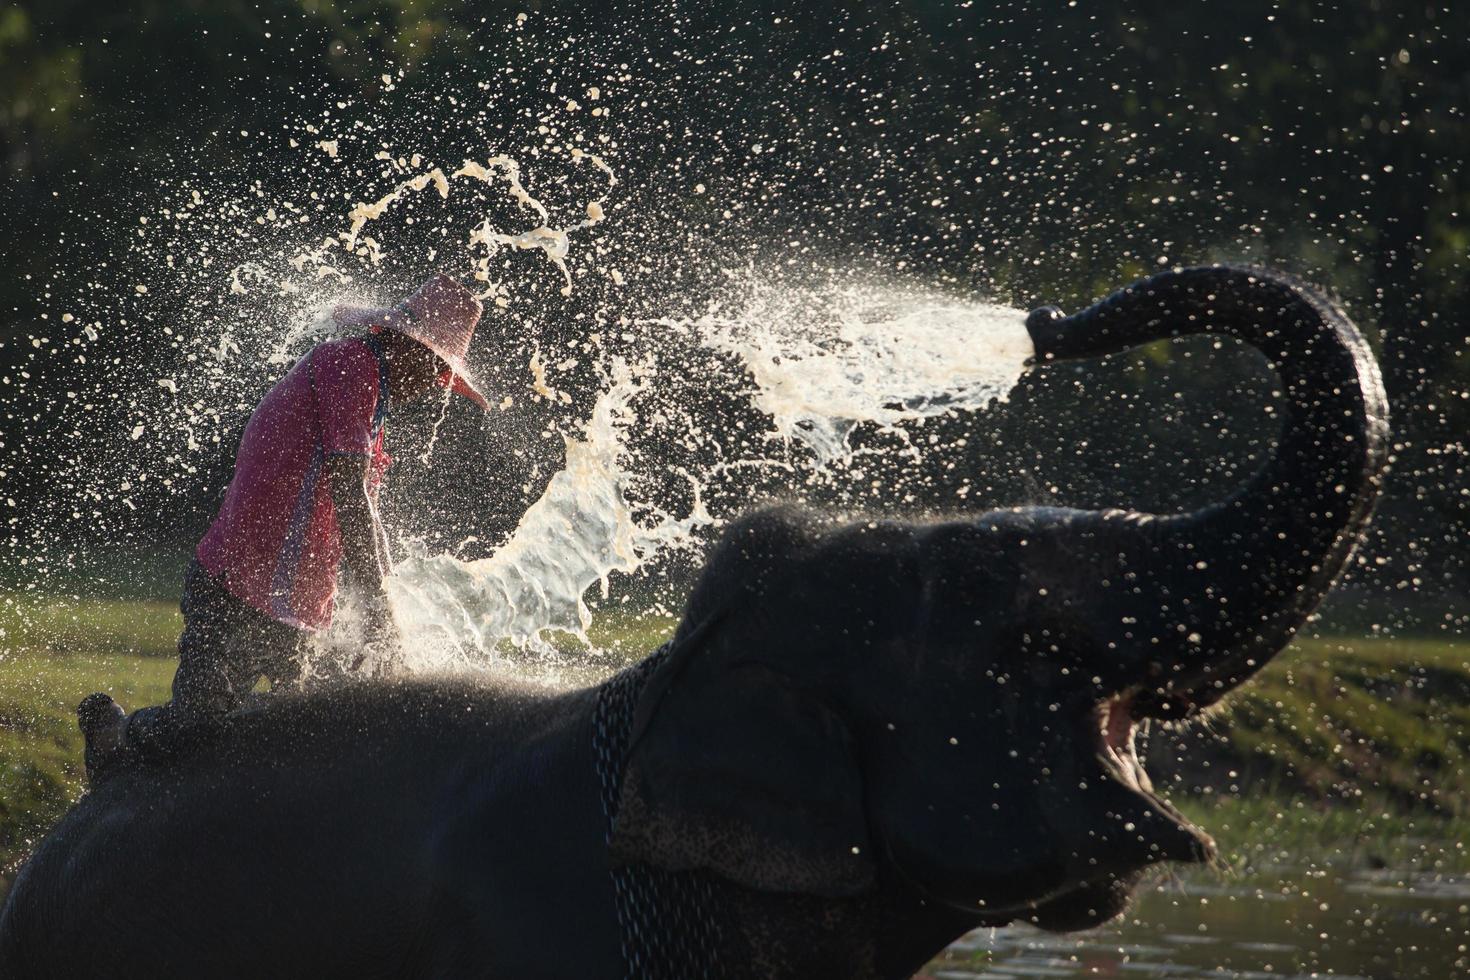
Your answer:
[593,647,726,979]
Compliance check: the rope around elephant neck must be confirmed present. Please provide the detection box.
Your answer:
[593,646,726,979]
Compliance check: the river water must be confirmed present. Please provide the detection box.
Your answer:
[927,862,1470,979]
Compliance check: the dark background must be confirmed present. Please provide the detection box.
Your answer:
[1,1,1465,632]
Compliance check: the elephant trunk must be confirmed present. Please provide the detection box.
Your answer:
[1026,266,1390,716]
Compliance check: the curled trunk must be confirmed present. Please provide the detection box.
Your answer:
[1026,266,1390,714]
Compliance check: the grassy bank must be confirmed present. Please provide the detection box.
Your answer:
[0,594,183,877]
[2,596,1467,886]
[0,652,175,875]
[1145,636,1470,819]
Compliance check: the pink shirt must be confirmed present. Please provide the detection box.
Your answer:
[197,337,392,630]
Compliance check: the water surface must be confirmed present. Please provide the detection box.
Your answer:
[928,862,1469,979]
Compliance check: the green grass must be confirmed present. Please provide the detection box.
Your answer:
[583,607,680,656]
[0,651,175,875]
[1157,636,1470,817]
[0,593,181,659]
[1176,794,1470,875]
[0,593,182,874]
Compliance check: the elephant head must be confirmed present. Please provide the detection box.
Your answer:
[609,267,1389,943]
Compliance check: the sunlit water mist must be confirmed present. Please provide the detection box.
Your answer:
[205,111,1037,673]
[10,60,1034,679]
[383,360,714,672]
[364,276,1033,673]
[134,159,1038,676]
[668,278,1033,465]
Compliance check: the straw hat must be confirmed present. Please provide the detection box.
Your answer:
[333,274,490,411]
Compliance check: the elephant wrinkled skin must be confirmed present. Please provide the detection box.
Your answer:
[0,267,1389,979]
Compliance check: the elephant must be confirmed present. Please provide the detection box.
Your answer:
[0,265,1388,979]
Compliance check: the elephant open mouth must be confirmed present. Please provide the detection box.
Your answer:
[1097,690,1213,845]
[1004,692,1222,933]
[1096,694,1152,796]
[1094,646,1264,835]
[1092,687,1216,857]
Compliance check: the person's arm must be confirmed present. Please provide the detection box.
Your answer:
[313,339,399,648]
[325,454,397,646]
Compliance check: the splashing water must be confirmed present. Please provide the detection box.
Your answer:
[211,130,1034,670]
[245,147,616,374]
[12,50,1035,678]
[671,277,1033,465]
[338,149,616,302]
[385,359,713,670]
[460,149,617,298]
[376,274,1034,669]
[239,177,1035,671]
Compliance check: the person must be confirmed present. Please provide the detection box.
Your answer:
[80,273,491,777]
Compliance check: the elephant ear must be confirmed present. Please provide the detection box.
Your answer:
[608,654,876,897]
